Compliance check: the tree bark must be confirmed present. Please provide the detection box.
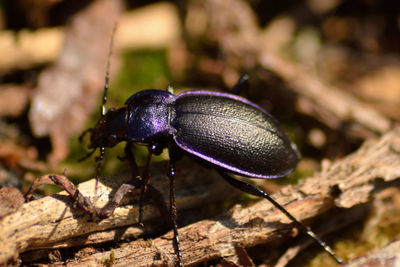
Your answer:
[2,129,400,266]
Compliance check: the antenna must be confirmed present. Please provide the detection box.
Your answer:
[94,24,117,205]
[101,24,117,117]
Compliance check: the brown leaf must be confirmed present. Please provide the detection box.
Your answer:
[29,0,123,163]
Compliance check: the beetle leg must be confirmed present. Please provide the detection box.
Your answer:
[124,141,138,173]
[124,142,169,221]
[96,179,168,220]
[138,149,153,225]
[25,174,98,218]
[95,143,143,219]
[97,183,137,219]
[168,148,183,267]
[93,146,105,208]
[97,142,168,222]
[26,142,168,223]
[230,74,249,95]
[218,171,343,264]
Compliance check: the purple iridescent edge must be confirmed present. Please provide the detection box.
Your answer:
[173,90,301,179]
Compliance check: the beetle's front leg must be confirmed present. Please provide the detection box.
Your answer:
[86,142,143,219]
[80,142,143,219]
[25,174,98,218]
[25,142,145,221]
[25,172,137,221]
[97,142,166,220]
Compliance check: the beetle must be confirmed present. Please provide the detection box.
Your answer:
[26,35,342,265]
[76,73,342,265]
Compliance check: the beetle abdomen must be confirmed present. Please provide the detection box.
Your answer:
[171,91,300,178]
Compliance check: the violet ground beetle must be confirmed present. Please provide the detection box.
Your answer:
[28,29,343,266]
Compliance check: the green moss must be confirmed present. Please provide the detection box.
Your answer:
[111,49,171,104]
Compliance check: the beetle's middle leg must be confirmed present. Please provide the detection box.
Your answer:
[126,144,170,223]
[167,147,183,267]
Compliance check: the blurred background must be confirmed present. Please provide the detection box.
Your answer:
[0,0,399,266]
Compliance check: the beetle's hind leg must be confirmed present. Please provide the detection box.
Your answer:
[217,171,343,264]
[230,74,249,95]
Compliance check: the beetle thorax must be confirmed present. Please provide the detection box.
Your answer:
[125,90,176,143]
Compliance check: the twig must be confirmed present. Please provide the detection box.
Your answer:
[0,159,236,265]
[0,2,180,74]
[259,53,391,137]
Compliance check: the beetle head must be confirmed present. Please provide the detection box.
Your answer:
[86,107,127,149]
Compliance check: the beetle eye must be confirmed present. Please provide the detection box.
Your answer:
[108,134,117,144]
